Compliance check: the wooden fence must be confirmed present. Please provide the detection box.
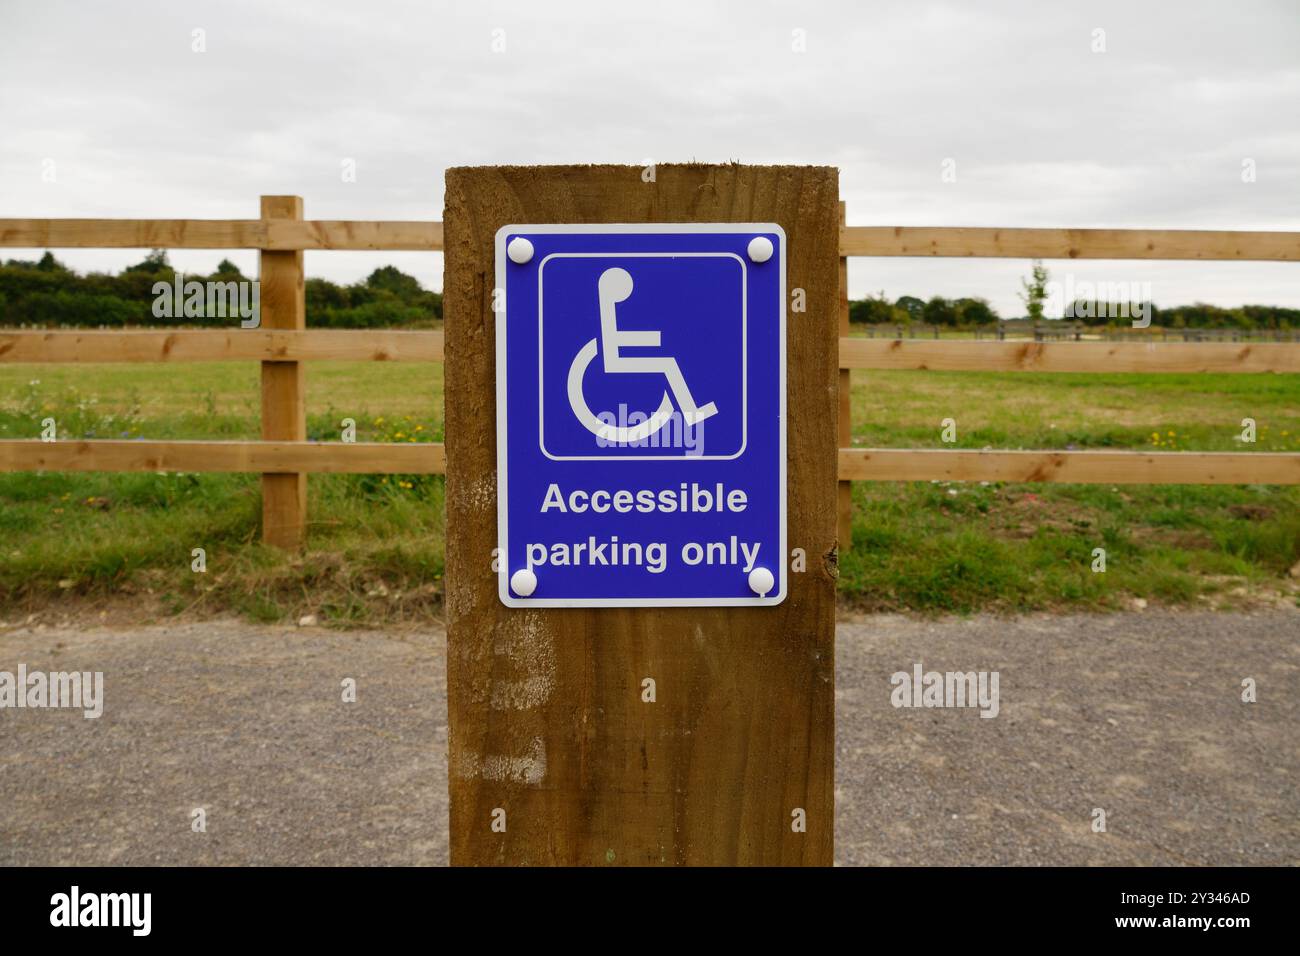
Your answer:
[2,199,1298,550]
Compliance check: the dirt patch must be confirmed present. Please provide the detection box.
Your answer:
[994,490,1099,541]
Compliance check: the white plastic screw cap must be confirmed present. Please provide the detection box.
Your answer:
[507,236,534,264]
[747,236,773,263]
[510,568,538,597]
[748,566,775,597]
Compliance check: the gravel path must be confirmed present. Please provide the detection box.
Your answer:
[0,620,447,866]
[1,610,1295,865]
[835,610,1299,865]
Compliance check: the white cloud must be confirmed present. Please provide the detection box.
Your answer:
[1,0,1297,313]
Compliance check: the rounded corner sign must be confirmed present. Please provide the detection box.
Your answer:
[494,223,786,608]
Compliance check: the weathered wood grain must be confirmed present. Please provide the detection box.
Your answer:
[259,197,307,549]
[837,202,854,550]
[838,448,1300,484]
[0,330,443,363]
[0,218,442,250]
[840,226,1300,260]
[0,439,444,473]
[838,339,1300,373]
[443,164,839,866]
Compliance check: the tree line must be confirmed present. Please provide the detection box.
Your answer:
[1,251,1294,331]
[852,291,1296,330]
[0,251,441,328]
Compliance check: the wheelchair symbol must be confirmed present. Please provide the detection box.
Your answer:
[567,267,718,444]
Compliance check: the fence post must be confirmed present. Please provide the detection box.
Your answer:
[258,195,307,549]
[443,164,839,866]
[837,201,853,552]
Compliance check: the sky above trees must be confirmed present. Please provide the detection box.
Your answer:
[2,0,1297,314]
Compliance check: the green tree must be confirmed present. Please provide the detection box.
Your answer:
[922,296,958,326]
[954,297,997,326]
[1019,260,1049,320]
[36,251,69,273]
[849,290,902,325]
[124,249,171,275]
[365,265,424,301]
[894,295,925,323]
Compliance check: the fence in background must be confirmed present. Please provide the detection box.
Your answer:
[833,215,1300,546]
[2,199,1298,549]
[856,320,1298,342]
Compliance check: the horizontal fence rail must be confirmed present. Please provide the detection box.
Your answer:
[1,440,1295,485]
[0,330,444,363]
[0,219,443,251]
[5,332,1291,373]
[0,440,445,474]
[2,203,1297,549]
[838,449,1300,485]
[839,226,1300,260]
[8,220,1297,260]
[839,339,1300,373]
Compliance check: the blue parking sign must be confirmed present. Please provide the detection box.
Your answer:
[495,224,786,607]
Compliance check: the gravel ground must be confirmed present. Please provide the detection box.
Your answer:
[1,610,1295,866]
[835,610,1299,866]
[0,620,447,866]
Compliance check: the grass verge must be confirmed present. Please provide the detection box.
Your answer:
[1,362,1296,623]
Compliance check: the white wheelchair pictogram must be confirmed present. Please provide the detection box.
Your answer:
[567,267,718,444]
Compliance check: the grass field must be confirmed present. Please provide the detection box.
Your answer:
[1,353,1297,621]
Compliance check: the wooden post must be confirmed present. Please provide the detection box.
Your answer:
[258,195,307,549]
[443,164,839,866]
[837,201,853,552]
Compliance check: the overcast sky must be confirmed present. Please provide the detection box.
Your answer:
[2,0,1297,315]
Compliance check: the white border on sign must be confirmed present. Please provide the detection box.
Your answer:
[537,251,747,461]
[494,223,787,609]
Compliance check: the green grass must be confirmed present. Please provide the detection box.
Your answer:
[0,360,1296,621]
[840,367,1299,612]
[841,481,1298,613]
[0,362,445,623]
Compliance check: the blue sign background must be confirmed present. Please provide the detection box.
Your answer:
[496,225,785,606]
[540,255,745,459]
